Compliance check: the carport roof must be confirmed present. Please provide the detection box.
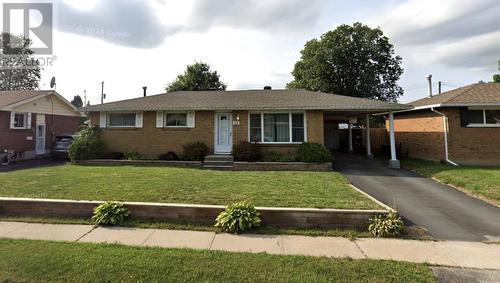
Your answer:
[82,89,411,112]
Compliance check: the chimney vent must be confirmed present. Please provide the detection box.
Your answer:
[142,86,147,97]
[426,75,433,97]
[263,86,272,90]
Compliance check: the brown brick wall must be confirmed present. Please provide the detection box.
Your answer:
[442,108,500,166]
[391,108,500,165]
[91,111,215,156]
[0,110,35,152]
[0,111,80,154]
[389,110,445,161]
[92,110,325,157]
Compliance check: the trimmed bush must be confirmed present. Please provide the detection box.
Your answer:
[158,151,179,161]
[295,142,332,163]
[68,126,104,161]
[368,212,405,237]
[92,201,130,226]
[233,141,260,162]
[182,141,209,161]
[124,151,140,160]
[215,201,261,234]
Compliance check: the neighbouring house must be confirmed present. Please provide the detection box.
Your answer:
[388,82,500,166]
[83,88,409,168]
[0,90,84,160]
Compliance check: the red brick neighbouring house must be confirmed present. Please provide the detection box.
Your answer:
[0,90,84,160]
[388,82,500,166]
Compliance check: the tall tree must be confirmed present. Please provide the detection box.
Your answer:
[0,33,41,91]
[71,95,83,108]
[288,22,403,102]
[166,62,226,92]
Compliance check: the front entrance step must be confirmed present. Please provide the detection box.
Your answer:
[204,155,234,162]
[202,155,234,170]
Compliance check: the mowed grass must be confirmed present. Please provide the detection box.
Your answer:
[402,159,500,205]
[0,239,437,283]
[0,165,379,209]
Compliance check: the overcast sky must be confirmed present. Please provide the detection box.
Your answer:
[5,0,500,104]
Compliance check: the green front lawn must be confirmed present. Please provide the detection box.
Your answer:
[0,165,379,209]
[0,239,437,282]
[402,159,500,205]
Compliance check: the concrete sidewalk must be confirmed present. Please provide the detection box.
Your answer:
[1,221,499,270]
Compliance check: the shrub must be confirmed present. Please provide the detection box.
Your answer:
[92,201,130,226]
[124,151,140,160]
[68,126,104,161]
[158,151,179,161]
[182,141,209,161]
[215,201,261,234]
[368,212,405,237]
[233,141,260,162]
[295,142,332,163]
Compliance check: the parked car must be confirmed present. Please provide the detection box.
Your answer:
[51,134,75,160]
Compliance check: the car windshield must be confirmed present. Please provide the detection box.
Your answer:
[55,136,73,143]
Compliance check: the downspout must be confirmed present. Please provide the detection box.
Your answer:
[430,107,458,166]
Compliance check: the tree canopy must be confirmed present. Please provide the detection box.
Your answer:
[0,33,41,91]
[71,95,83,108]
[166,62,226,92]
[494,60,500,83]
[287,22,403,102]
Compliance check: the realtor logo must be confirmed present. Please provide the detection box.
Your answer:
[2,2,53,54]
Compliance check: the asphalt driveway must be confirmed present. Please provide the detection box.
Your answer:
[334,153,500,242]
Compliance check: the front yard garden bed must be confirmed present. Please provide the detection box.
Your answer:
[0,165,378,209]
[402,159,500,206]
[0,197,387,229]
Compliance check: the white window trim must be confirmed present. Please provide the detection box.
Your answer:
[107,112,138,128]
[466,109,500,127]
[10,111,29,129]
[248,111,307,144]
[164,112,189,128]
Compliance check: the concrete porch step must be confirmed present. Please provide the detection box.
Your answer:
[203,155,234,170]
[204,155,234,162]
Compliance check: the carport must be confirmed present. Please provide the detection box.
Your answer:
[323,109,403,169]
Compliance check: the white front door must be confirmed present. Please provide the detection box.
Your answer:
[215,113,232,153]
[35,124,46,155]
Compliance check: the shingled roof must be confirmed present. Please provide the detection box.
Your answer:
[410,82,500,107]
[82,89,410,112]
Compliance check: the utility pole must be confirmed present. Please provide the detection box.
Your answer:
[83,90,87,106]
[438,81,442,94]
[101,81,106,104]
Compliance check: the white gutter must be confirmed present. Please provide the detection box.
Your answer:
[430,107,458,166]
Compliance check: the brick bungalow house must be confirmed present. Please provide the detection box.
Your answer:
[83,89,409,168]
[389,82,500,165]
[0,90,83,160]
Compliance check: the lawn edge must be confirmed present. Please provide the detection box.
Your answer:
[402,166,500,208]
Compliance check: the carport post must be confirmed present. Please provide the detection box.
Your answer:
[348,123,353,153]
[366,114,374,159]
[388,111,400,169]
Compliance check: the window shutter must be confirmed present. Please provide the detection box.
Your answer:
[135,112,143,128]
[26,112,32,129]
[187,111,195,128]
[156,111,164,128]
[99,112,107,128]
[9,112,15,129]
